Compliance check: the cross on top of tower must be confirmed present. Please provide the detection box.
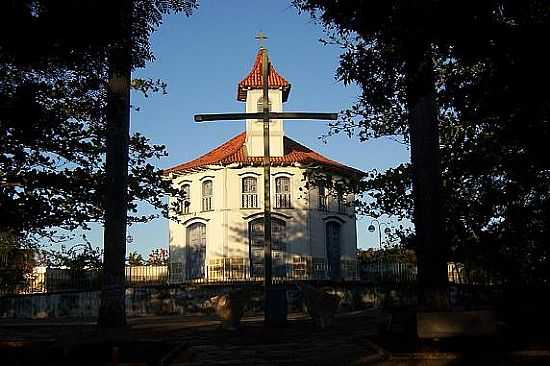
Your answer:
[255,31,268,49]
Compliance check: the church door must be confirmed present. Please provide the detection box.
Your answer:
[326,222,341,280]
[186,223,206,280]
[249,218,286,278]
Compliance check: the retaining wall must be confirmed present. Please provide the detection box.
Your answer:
[0,283,416,319]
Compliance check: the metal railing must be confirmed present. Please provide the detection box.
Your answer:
[0,258,359,294]
[360,261,418,283]
[201,196,213,211]
[170,263,348,284]
[241,193,258,208]
[274,193,291,208]
[359,261,500,286]
[0,266,169,296]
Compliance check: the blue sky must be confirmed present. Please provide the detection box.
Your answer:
[75,1,410,256]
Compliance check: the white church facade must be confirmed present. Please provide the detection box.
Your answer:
[164,49,363,283]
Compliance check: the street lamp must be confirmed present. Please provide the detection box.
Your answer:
[368,219,391,250]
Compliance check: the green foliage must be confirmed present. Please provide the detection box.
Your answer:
[147,248,168,266]
[357,248,416,266]
[296,0,550,284]
[45,243,103,272]
[0,231,37,292]
[127,251,145,266]
[0,1,197,240]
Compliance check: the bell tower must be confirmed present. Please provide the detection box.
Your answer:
[237,48,291,157]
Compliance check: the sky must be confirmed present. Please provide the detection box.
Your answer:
[75,0,410,256]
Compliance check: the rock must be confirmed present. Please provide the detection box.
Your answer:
[211,289,250,330]
[301,285,340,329]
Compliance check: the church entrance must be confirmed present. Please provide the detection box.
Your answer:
[186,222,206,280]
[326,222,341,280]
[248,218,286,278]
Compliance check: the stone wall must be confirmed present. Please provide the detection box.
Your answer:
[0,283,416,319]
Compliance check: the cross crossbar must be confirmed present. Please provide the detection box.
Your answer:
[194,112,338,122]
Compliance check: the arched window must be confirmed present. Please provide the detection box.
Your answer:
[202,180,213,211]
[181,184,191,214]
[275,176,291,208]
[241,176,258,208]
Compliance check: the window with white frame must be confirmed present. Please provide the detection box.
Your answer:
[241,176,258,208]
[181,184,191,214]
[275,176,291,208]
[201,180,213,211]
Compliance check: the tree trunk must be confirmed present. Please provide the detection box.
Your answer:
[98,0,132,329]
[405,40,449,311]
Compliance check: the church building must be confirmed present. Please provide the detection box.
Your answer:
[164,48,363,283]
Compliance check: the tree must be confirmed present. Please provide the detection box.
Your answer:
[0,1,192,238]
[128,251,145,266]
[42,243,103,291]
[357,248,416,266]
[45,243,104,272]
[295,1,550,288]
[295,0,453,309]
[147,248,168,266]
[0,1,198,327]
[0,231,36,294]
[99,0,134,330]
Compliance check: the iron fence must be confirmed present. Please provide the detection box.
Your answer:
[168,260,358,284]
[359,261,499,286]
[1,269,101,296]
[1,260,500,297]
[0,266,169,296]
[360,261,418,283]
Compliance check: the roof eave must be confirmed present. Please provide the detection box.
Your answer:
[236,84,291,103]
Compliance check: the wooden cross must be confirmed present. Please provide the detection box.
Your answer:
[194,40,337,291]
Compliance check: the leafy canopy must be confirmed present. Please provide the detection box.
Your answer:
[0,1,197,239]
[295,0,550,284]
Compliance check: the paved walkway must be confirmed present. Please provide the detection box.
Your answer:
[2,311,550,365]
[165,312,381,365]
[0,311,382,365]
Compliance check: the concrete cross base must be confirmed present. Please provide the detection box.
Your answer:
[264,287,288,327]
[417,310,497,339]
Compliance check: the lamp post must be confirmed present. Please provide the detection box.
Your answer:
[368,219,391,250]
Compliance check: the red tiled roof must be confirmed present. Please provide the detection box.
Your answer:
[163,132,364,177]
[237,48,291,102]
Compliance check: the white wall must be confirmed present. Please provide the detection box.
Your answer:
[244,89,284,157]
[168,165,358,279]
